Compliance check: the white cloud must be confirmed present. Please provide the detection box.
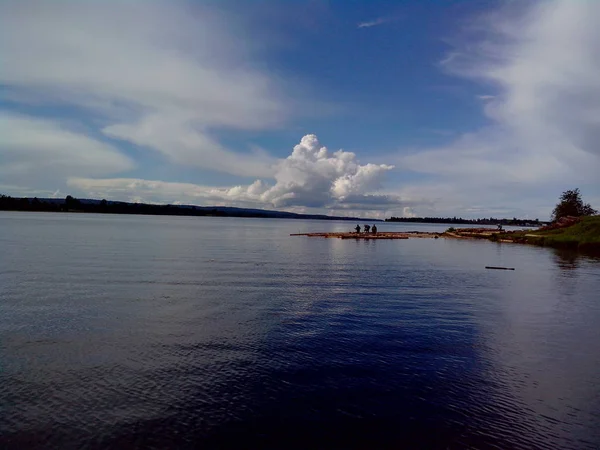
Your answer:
[102,115,276,178]
[398,0,600,216]
[255,134,395,208]
[357,17,397,29]
[0,113,133,184]
[67,177,232,205]
[68,134,411,216]
[0,0,286,178]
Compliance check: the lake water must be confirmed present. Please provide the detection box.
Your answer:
[1,212,599,449]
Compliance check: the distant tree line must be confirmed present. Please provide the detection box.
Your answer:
[0,195,73,212]
[387,189,598,225]
[0,194,259,217]
[0,194,375,221]
[385,216,542,226]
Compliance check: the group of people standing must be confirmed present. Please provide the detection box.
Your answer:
[355,224,378,234]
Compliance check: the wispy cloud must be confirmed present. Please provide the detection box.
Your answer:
[0,112,133,184]
[396,0,600,218]
[357,16,396,29]
[0,0,287,180]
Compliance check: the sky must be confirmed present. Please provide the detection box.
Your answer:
[1,0,599,219]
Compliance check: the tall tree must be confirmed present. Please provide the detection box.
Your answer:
[552,189,597,221]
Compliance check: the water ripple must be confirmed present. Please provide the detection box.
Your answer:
[1,213,599,449]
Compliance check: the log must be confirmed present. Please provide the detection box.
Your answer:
[485,266,515,270]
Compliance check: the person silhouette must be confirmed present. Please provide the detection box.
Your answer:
[372,224,378,234]
[355,224,361,233]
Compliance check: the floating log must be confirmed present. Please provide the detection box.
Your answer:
[485,266,515,270]
[290,232,438,240]
[339,235,408,240]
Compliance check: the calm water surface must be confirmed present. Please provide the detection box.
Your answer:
[1,212,599,449]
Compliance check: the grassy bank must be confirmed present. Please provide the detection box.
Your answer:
[494,216,600,254]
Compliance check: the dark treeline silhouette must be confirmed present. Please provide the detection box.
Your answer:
[386,216,543,226]
[0,194,377,221]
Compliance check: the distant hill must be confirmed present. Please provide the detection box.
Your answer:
[0,194,381,222]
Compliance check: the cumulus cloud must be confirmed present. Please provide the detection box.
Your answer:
[0,0,285,178]
[399,0,600,213]
[68,135,407,215]
[260,135,394,208]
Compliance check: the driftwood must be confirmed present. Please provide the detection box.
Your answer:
[290,232,437,240]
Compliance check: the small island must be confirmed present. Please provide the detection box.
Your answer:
[292,216,600,254]
[293,189,600,255]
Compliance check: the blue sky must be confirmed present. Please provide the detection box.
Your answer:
[1,0,599,218]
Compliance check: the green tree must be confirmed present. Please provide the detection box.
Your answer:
[65,195,82,211]
[552,189,597,221]
[31,197,41,211]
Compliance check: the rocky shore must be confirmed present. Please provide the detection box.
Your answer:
[292,216,600,254]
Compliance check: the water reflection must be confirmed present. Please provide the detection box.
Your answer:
[552,249,580,271]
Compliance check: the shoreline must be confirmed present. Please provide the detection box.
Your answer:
[290,231,440,240]
[292,217,600,256]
